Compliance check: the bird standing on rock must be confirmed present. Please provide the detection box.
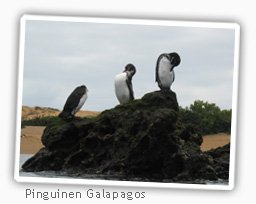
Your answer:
[59,85,88,120]
[155,52,181,90]
[114,63,136,104]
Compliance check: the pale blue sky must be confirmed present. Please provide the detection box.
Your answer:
[22,18,236,111]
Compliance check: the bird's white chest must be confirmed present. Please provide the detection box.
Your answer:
[158,57,174,88]
[73,93,87,114]
[114,73,130,104]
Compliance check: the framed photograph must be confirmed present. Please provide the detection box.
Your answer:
[15,15,240,190]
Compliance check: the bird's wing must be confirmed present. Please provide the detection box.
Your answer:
[126,78,134,100]
[63,86,85,112]
[155,54,166,82]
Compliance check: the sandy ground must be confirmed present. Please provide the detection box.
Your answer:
[20,126,230,154]
[20,126,46,154]
[200,133,230,151]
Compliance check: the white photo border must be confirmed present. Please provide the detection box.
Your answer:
[14,14,240,190]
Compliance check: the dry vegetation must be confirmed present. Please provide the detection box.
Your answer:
[22,105,100,120]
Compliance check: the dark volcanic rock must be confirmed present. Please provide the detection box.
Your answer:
[22,91,230,183]
[205,143,230,180]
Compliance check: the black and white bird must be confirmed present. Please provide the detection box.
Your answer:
[59,85,88,119]
[114,63,136,104]
[155,52,181,90]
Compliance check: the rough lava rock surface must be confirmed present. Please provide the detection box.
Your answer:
[22,91,230,183]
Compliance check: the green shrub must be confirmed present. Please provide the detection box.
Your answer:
[21,116,63,128]
[178,100,231,135]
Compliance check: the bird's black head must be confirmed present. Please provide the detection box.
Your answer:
[168,52,181,67]
[124,63,136,77]
[80,85,88,92]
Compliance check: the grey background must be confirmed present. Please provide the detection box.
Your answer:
[22,20,235,111]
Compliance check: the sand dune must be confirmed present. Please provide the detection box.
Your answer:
[22,105,100,120]
[20,125,230,154]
